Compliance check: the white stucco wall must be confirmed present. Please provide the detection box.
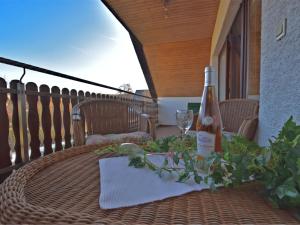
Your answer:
[257,0,300,146]
[158,97,201,125]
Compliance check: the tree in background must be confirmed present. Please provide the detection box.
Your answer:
[118,83,132,93]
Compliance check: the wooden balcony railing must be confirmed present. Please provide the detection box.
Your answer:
[0,57,158,181]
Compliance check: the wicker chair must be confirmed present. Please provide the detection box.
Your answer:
[219,99,259,140]
[72,99,156,146]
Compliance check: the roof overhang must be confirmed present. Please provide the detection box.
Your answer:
[102,0,220,97]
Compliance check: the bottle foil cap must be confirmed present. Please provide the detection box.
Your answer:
[204,66,215,86]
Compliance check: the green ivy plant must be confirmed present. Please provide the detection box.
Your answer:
[95,116,300,210]
[255,117,300,208]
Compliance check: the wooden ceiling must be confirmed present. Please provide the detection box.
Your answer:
[106,0,220,97]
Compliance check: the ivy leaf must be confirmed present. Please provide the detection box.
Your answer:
[297,159,300,170]
[292,134,300,148]
[128,157,145,168]
[182,151,190,164]
[202,176,208,184]
[276,185,299,199]
[163,158,169,166]
[194,173,202,184]
[147,160,157,171]
[173,153,180,165]
[178,172,189,183]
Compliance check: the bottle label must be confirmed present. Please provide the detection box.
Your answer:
[197,131,216,157]
[202,116,214,126]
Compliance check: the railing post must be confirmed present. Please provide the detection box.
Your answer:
[0,78,12,170]
[10,80,22,164]
[17,82,29,163]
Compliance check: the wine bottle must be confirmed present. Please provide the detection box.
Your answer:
[196,66,223,157]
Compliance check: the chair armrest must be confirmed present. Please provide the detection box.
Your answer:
[140,113,156,140]
[237,116,258,141]
[72,106,85,146]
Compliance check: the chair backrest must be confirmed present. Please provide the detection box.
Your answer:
[219,99,259,133]
[76,99,141,135]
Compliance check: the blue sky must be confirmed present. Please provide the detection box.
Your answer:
[0,0,147,93]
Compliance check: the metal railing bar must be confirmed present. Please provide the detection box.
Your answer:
[19,68,26,82]
[0,87,157,104]
[0,57,154,100]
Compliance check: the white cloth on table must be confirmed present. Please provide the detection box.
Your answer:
[99,155,210,209]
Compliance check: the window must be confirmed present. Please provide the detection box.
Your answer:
[218,0,261,100]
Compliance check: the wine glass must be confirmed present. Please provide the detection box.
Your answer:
[176,109,194,138]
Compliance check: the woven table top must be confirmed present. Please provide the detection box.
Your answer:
[0,141,298,224]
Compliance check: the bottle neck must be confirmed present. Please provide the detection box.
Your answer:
[204,73,213,87]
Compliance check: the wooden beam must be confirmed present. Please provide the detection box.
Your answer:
[100,0,158,99]
[130,35,157,99]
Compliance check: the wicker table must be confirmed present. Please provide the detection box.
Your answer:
[0,142,298,224]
